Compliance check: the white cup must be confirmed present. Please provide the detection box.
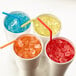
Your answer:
[32,14,61,45]
[45,37,75,76]
[12,34,43,76]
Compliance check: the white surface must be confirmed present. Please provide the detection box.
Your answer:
[0,0,76,76]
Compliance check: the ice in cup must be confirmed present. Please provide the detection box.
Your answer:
[14,34,42,59]
[13,34,43,76]
[4,11,31,33]
[45,37,75,76]
[33,14,61,43]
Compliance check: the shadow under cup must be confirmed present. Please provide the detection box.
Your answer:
[45,37,75,76]
[12,34,43,76]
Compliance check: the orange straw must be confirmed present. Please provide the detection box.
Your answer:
[37,17,52,41]
[0,40,16,49]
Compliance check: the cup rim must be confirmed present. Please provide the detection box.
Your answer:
[32,13,62,38]
[45,37,76,65]
[12,34,43,61]
[3,11,31,34]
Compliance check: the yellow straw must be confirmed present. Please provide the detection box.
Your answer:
[21,19,34,27]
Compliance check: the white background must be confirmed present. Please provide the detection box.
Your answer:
[0,0,76,76]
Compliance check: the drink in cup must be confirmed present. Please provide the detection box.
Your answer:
[13,34,43,76]
[14,34,42,59]
[45,37,75,76]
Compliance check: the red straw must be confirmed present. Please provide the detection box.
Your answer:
[37,17,52,41]
[0,40,16,49]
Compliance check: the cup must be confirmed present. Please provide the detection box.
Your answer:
[12,34,43,76]
[45,37,75,76]
[32,14,61,44]
[3,11,31,41]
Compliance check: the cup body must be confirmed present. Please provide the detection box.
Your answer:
[48,60,72,76]
[12,34,43,76]
[45,38,75,76]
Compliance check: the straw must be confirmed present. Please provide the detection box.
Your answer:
[2,12,21,25]
[21,19,34,27]
[0,40,16,49]
[37,17,52,41]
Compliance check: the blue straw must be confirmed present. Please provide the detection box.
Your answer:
[2,12,21,25]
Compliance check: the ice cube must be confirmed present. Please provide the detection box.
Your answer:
[34,44,41,48]
[65,51,71,57]
[18,39,23,47]
[11,19,17,26]
[31,50,35,55]
[30,48,36,55]
[24,48,29,51]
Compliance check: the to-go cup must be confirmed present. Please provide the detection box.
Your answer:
[45,37,75,76]
[32,14,61,44]
[3,11,31,41]
[12,34,43,76]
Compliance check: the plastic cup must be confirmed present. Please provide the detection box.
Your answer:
[45,37,75,76]
[32,14,61,44]
[12,34,43,76]
[3,11,31,41]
